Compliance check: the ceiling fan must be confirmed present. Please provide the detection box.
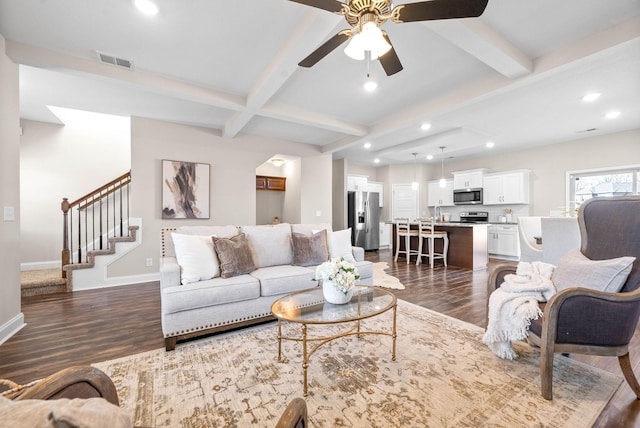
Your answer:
[291,0,489,76]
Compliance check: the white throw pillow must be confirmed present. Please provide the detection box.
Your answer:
[552,248,636,292]
[328,228,356,263]
[171,233,220,284]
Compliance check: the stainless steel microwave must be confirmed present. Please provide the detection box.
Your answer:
[453,188,483,205]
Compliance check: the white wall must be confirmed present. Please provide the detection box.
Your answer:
[107,116,331,278]
[19,113,130,268]
[0,35,23,344]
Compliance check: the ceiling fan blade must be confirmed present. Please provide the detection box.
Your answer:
[393,0,489,23]
[298,30,351,68]
[379,33,403,76]
[289,0,345,13]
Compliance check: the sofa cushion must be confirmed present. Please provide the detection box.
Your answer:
[213,234,257,278]
[552,248,636,292]
[242,223,293,268]
[328,228,356,263]
[171,233,220,284]
[292,230,329,267]
[353,260,373,281]
[162,274,261,314]
[250,265,317,297]
[162,225,239,258]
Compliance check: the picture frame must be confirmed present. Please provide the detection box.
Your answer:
[162,159,210,219]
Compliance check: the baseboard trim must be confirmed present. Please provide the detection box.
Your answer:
[71,272,160,291]
[0,313,25,346]
[21,261,61,271]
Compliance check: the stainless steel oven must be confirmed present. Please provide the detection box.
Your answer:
[453,188,483,205]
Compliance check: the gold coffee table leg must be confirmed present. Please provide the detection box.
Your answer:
[277,319,283,362]
[392,304,397,361]
[302,323,308,397]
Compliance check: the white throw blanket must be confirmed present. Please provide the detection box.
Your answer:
[483,261,556,360]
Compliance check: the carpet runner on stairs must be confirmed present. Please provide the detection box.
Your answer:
[20,269,67,296]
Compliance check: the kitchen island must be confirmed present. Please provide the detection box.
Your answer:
[391,222,489,270]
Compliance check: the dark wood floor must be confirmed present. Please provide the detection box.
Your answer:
[2,249,639,426]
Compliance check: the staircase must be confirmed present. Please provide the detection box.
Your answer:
[21,171,137,296]
[21,269,67,297]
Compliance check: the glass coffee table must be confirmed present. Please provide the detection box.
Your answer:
[271,285,397,396]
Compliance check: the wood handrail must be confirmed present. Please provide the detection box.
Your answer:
[67,171,131,208]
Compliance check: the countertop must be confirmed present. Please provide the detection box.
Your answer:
[386,221,489,227]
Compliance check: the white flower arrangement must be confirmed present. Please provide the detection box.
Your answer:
[315,257,360,294]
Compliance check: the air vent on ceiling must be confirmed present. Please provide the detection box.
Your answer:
[576,128,598,133]
[97,52,133,69]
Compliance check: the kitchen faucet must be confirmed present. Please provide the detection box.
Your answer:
[434,205,442,221]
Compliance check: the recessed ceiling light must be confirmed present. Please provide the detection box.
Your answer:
[134,0,158,16]
[363,142,372,149]
[374,158,380,164]
[363,80,378,92]
[421,123,432,131]
[605,111,621,119]
[486,141,495,148]
[582,92,601,102]
[426,154,433,160]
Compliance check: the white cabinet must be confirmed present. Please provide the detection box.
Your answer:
[483,170,530,205]
[366,181,384,207]
[488,224,519,257]
[453,169,487,189]
[427,180,454,207]
[347,175,368,191]
[379,222,391,248]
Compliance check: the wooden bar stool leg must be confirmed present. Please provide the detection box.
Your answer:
[443,235,449,267]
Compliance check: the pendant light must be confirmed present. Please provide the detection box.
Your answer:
[439,146,446,188]
[411,153,419,190]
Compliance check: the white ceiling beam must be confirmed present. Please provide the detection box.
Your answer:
[223,11,342,138]
[260,102,368,137]
[5,40,246,111]
[322,15,640,155]
[426,19,532,79]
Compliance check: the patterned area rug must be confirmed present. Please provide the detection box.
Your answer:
[373,262,405,290]
[94,300,620,427]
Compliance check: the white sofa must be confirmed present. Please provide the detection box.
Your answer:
[159,223,373,350]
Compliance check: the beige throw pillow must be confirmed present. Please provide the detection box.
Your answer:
[292,230,329,266]
[212,234,257,278]
[552,248,636,292]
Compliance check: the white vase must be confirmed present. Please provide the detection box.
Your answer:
[322,280,354,304]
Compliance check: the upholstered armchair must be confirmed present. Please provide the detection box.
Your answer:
[517,216,543,262]
[275,398,307,428]
[488,196,640,400]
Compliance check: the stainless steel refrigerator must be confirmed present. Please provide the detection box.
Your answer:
[348,191,380,250]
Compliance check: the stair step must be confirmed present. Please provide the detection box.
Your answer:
[21,269,68,296]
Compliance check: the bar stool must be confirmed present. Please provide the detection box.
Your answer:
[394,217,419,264]
[416,217,449,268]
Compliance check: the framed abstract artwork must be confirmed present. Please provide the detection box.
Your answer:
[162,160,210,219]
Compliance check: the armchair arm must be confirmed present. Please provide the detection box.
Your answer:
[351,246,365,262]
[160,256,181,288]
[13,366,119,405]
[542,287,640,349]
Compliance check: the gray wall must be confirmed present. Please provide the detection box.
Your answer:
[108,116,332,278]
[0,35,22,343]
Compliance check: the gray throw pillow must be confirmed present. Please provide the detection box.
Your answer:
[292,230,329,267]
[552,248,636,292]
[212,234,257,279]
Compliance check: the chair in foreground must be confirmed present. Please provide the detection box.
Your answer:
[488,196,640,400]
[416,217,448,268]
[275,397,307,428]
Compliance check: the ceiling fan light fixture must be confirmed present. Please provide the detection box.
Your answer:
[344,19,391,61]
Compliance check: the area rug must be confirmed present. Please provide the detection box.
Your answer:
[93,300,620,427]
[373,262,405,290]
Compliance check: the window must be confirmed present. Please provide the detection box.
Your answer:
[568,166,640,212]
